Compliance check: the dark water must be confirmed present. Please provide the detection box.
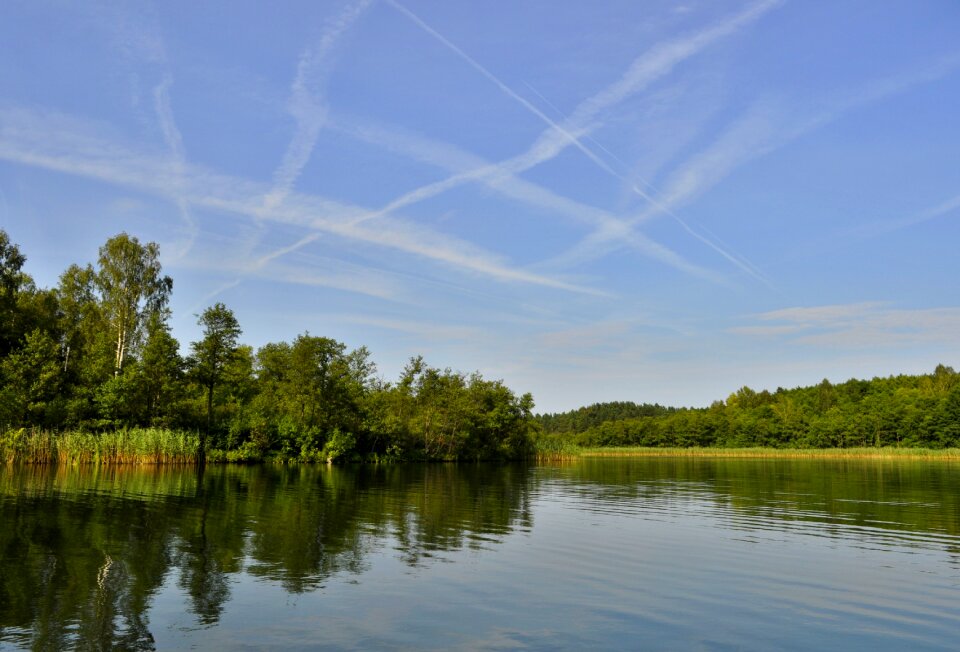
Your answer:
[1,459,959,650]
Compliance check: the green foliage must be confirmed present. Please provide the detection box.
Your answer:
[8,228,956,463]
[0,230,538,463]
[249,334,370,456]
[0,329,62,427]
[207,440,265,463]
[95,233,172,375]
[322,428,357,462]
[1,427,200,464]
[135,313,187,426]
[189,302,242,448]
[540,367,960,451]
[0,230,28,357]
[360,357,536,461]
[537,400,675,435]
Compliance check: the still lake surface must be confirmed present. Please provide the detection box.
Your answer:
[1,458,958,650]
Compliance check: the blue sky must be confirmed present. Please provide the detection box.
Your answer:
[2,0,959,412]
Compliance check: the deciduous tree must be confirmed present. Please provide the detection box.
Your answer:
[190,303,241,450]
[95,233,172,376]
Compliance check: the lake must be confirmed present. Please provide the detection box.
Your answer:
[1,458,958,650]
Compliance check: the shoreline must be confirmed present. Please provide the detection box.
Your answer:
[538,446,960,460]
[6,427,960,465]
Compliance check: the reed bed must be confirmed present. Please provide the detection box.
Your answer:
[1,428,201,465]
[537,445,960,461]
[6,430,959,465]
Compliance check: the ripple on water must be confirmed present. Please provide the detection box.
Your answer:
[2,459,960,650]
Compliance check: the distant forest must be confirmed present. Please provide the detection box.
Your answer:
[0,230,536,461]
[537,366,960,449]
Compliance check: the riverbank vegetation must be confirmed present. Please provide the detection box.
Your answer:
[0,230,536,463]
[536,445,960,460]
[1,427,200,465]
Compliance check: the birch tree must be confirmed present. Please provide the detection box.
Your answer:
[95,234,172,376]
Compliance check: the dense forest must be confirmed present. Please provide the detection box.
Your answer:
[0,230,536,461]
[537,365,960,450]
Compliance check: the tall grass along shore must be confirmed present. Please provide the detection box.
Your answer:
[5,428,960,465]
[1,428,200,465]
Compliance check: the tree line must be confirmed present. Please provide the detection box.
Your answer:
[0,230,536,461]
[537,365,960,449]
[536,401,676,436]
[5,228,957,460]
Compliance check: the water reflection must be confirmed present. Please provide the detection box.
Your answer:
[1,458,958,650]
[550,458,960,555]
[0,464,533,649]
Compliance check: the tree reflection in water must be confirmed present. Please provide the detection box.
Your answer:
[2,458,958,649]
[0,463,533,649]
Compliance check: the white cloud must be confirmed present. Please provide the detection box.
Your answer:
[727,324,805,337]
[384,0,618,179]
[0,105,600,296]
[326,314,484,341]
[83,2,199,259]
[755,302,887,324]
[175,237,413,306]
[528,0,781,169]
[852,192,960,238]
[733,302,960,349]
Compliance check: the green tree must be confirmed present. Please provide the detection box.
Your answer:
[250,335,373,458]
[0,230,29,356]
[375,358,534,460]
[220,344,257,449]
[57,264,100,374]
[934,384,960,447]
[56,263,109,426]
[95,233,172,376]
[0,328,62,426]
[93,371,139,428]
[190,303,242,450]
[136,312,185,426]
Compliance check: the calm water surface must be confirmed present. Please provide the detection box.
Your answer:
[1,459,958,650]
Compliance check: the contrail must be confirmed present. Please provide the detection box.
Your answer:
[384,0,622,179]
[0,106,606,296]
[603,53,960,281]
[334,115,727,284]
[382,0,781,285]
[264,0,373,211]
[256,232,322,267]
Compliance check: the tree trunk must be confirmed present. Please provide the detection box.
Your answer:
[115,321,124,377]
